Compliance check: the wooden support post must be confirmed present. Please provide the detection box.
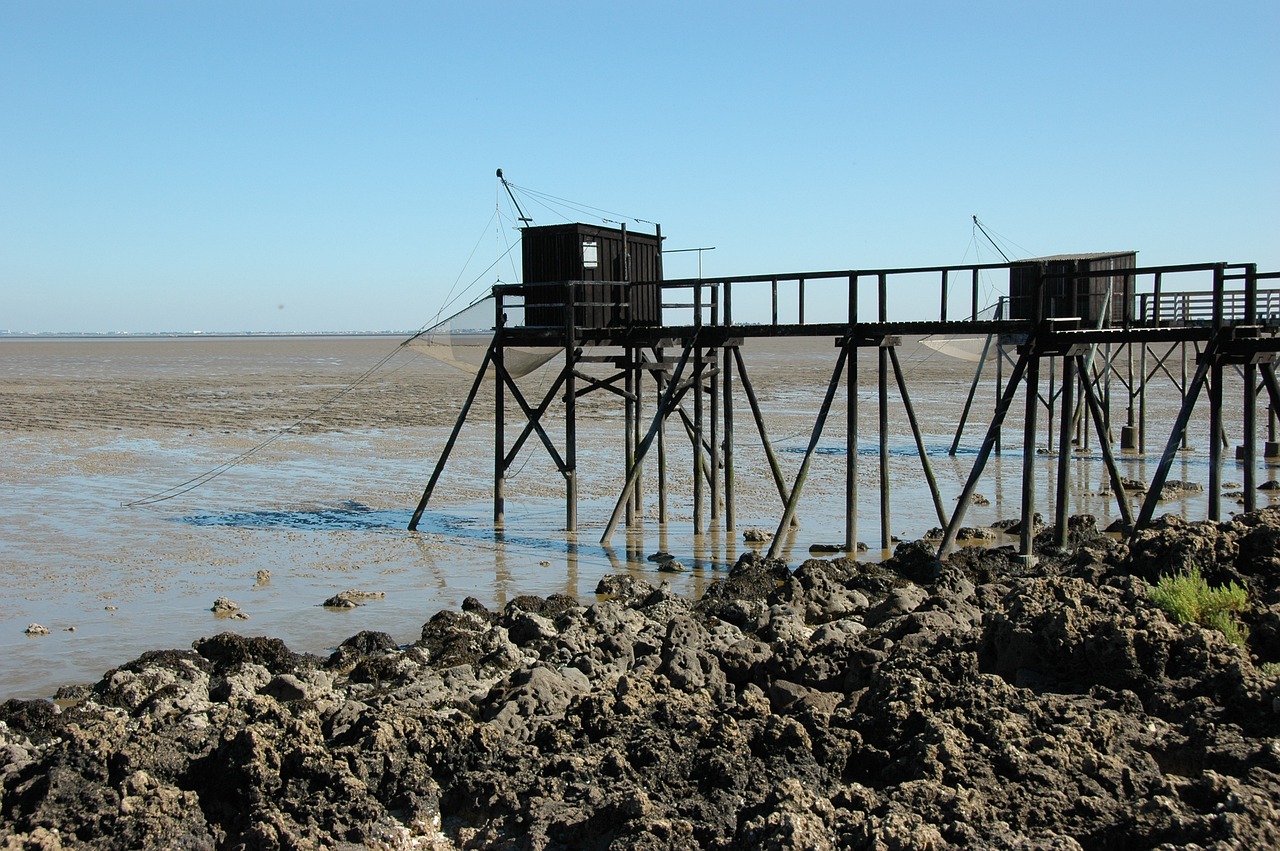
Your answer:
[1244,264,1259,512]
[494,306,506,526]
[1139,343,1149,454]
[634,346,644,517]
[1123,340,1136,448]
[710,345,721,521]
[656,346,668,524]
[767,346,851,559]
[1180,339,1190,451]
[1208,266,1225,522]
[1104,341,1113,441]
[1135,356,1213,531]
[1054,355,1076,547]
[940,349,1031,555]
[878,273,890,550]
[1042,357,1053,452]
[724,344,736,535]
[1016,265,1044,562]
[564,283,578,532]
[624,346,635,527]
[674,406,716,489]
[940,269,949,322]
[735,346,791,511]
[696,350,706,534]
[1259,363,1280,428]
[1077,354,1135,532]
[499,369,569,472]
[889,346,946,526]
[1244,361,1258,512]
[846,342,859,550]
[724,284,736,535]
[1019,352,1040,561]
[879,342,891,550]
[602,342,695,544]
[950,299,1001,455]
[846,273,859,552]
[995,333,1005,455]
[710,287,721,521]
[408,343,495,531]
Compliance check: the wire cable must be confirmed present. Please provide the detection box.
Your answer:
[124,338,419,508]
[128,202,525,507]
[505,181,654,227]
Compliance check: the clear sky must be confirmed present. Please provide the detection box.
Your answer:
[2,1,1276,333]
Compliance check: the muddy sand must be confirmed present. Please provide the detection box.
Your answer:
[8,332,1232,701]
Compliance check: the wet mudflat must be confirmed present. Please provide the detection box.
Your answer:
[0,333,1270,700]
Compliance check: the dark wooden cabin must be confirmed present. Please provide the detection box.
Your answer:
[521,223,662,329]
[1009,252,1138,326]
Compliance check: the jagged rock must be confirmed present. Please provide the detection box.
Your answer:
[1157,479,1205,501]
[210,596,240,615]
[322,589,385,608]
[883,539,941,584]
[8,509,1280,849]
[995,512,1046,536]
[595,574,657,606]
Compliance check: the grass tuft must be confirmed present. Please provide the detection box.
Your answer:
[1149,568,1250,646]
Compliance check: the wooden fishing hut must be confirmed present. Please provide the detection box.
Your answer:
[521,223,662,328]
[407,229,1280,567]
[1008,252,1138,325]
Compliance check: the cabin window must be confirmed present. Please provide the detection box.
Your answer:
[582,239,598,269]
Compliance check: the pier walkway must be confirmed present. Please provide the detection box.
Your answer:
[410,253,1280,564]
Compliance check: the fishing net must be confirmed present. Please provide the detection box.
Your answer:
[920,301,1003,363]
[919,336,998,363]
[408,295,558,378]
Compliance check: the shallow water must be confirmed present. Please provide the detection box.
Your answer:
[1,334,1273,699]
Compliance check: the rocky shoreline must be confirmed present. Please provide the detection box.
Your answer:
[5,511,1280,849]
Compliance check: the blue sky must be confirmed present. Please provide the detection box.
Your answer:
[2,1,1276,333]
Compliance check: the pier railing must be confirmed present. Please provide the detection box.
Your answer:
[499,261,1276,339]
[1137,287,1280,325]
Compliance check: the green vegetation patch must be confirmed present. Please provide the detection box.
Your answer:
[1149,568,1250,646]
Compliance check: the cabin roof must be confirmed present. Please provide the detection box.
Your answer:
[1022,251,1138,262]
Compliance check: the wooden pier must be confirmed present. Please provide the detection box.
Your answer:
[408,225,1280,563]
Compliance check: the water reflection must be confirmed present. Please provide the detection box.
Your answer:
[179,500,406,531]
